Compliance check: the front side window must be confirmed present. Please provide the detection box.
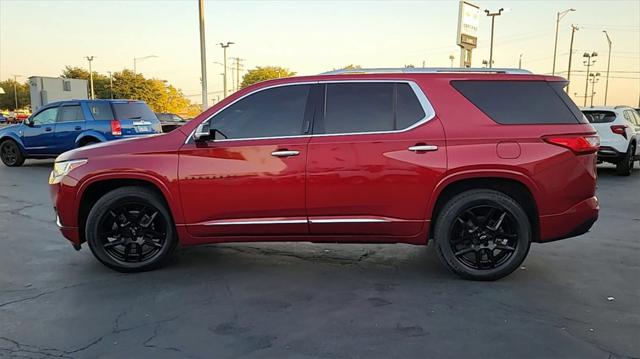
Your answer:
[211,84,311,139]
[32,107,58,125]
[58,105,85,122]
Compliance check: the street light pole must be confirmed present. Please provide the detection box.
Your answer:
[11,74,22,110]
[566,24,579,94]
[85,56,95,99]
[552,8,575,75]
[484,8,504,69]
[589,73,600,107]
[519,54,523,69]
[582,52,597,107]
[603,30,612,106]
[107,71,114,99]
[133,55,158,76]
[198,0,208,110]
[218,42,234,98]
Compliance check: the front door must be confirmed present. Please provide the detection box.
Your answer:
[22,106,58,155]
[179,83,315,237]
[54,102,86,153]
[306,81,447,238]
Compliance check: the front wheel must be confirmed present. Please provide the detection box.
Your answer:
[0,140,25,167]
[85,186,178,272]
[434,189,531,281]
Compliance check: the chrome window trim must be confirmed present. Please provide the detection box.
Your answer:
[185,79,436,144]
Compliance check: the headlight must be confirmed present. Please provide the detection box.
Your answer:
[49,159,87,184]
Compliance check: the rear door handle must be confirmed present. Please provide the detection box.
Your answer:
[271,150,300,157]
[74,126,82,130]
[408,145,438,152]
[45,127,53,132]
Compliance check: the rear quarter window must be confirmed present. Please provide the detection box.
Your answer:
[451,80,586,125]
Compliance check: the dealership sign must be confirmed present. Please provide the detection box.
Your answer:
[457,1,480,48]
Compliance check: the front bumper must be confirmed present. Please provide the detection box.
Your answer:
[50,180,82,248]
[538,196,599,242]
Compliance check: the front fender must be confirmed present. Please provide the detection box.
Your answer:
[0,131,26,155]
[75,131,108,147]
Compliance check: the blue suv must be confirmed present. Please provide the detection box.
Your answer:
[0,99,162,166]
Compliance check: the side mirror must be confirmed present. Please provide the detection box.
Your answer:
[23,118,33,127]
[194,122,213,142]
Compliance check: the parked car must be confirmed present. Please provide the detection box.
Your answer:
[49,68,599,280]
[155,112,187,133]
[0,99,162,166]
[581,106,640,175]
[0,114,7,124]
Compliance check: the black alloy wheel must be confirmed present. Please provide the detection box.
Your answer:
[434,189,531,281]
[0,140,24,167]
[86,187,177,272]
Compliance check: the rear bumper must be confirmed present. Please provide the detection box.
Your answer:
[597,146,625,162]
[538,196,599,242]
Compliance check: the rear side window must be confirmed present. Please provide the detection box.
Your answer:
[88,102,114,121]
[112,102,157,121]
[57,105,85,122]
[583,111,617,124]
[315,82,426,135]
[451,80,585,124]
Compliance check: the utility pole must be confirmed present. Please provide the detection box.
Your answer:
[566,24,579,94]
[230,57,244,91]
[519,54,523,69]
[11,74,22,110]
[588,73,600,107]
[449,55,454,68]
[107,71,114,99]
[85,56,95,100]
[552,8,575,75]
[582,52,597,107]
[198,0,208,110]
[603,30,612,106]
[218,42,234,98]
[484,8,504,69]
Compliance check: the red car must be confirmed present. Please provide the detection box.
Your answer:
[49,68,599,280]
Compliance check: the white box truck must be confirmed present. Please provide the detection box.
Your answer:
[29,76,88,112]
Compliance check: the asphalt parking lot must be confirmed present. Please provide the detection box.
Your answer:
[0,158,638,359]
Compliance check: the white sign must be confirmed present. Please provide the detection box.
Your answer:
[457,1,480,48]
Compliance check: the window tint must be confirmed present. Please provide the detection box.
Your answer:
[32,107,58,125]
[632,111,640,126]
[112,102,157,121]
[583,110,617,124]
[211,85,311,139]
[451,80,584,124]
[58,105,85,122]
[396,83,426,129]
[88,102,114,121]
[322,83,394,134]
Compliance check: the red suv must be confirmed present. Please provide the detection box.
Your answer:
[49,68,599,280]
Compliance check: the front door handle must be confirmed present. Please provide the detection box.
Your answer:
[271,150,300,157]
[74,126,82,130]
[408,145,438,152]
[45,127,53,132]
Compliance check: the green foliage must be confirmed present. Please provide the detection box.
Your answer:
[0,79,30,111]
[240,66,296,89]
[61,67,193,114]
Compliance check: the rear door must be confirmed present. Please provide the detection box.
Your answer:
[53,102,86,152]
[306,81,446,237]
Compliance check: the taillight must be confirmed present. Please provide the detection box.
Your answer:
[111,119,122,136]
[610,125,628,139]
[543,135,600,154]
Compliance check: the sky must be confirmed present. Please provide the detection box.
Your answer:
[1,0,639,107]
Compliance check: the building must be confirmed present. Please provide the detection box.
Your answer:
[28,76,88,112]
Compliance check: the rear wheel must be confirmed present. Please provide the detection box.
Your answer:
[86,186,177,272]
[616,143,635,176]
[79,138,100,147]
[434,189,531,281]
[0,140,25,167]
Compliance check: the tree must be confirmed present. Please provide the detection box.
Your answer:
[0,79,30,111]
[240,66,296,89]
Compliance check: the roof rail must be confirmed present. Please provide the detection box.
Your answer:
[321,67,533,75]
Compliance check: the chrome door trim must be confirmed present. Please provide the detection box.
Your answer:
[201,219,308,226]
[185,79,436,144]
[309,218,390,224]
[198,217,394,226]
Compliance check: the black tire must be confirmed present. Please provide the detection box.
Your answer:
[79,139,100,147]
[434,189,532,281]
[0,139,25,167]
[85,186,177,272]
[616,143,635,176]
